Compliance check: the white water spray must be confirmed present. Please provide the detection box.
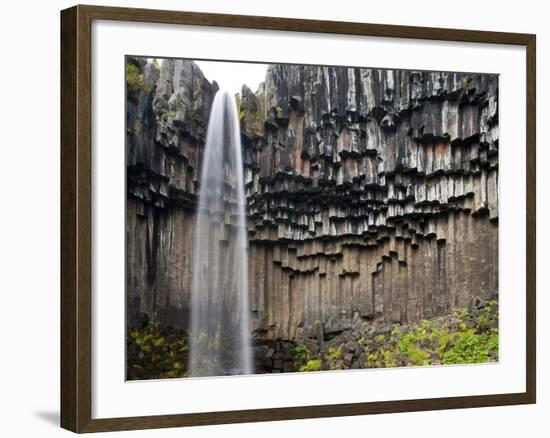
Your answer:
[189,90,253,377]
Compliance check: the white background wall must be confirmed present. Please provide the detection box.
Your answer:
[0,0,546,436]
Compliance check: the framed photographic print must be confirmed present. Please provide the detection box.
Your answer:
[60,4,536,433]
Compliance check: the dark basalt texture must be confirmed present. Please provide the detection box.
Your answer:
[126,57,498,341]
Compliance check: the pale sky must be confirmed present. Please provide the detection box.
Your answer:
[194,60,268,96]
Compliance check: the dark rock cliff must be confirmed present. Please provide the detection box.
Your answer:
[126,57,498,341]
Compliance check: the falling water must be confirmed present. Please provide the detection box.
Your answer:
[189,90,253,377]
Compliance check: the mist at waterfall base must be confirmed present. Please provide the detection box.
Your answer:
[189,90,253,377]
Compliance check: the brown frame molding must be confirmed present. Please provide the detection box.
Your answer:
[60,4,536,433]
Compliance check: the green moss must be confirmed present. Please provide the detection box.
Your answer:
[126,62,143,92]
[326,345,342,361]
[462,74,472,89]
[158,111,176,123]
[410,348,430,366]
[127,323,189,380]
[238,106,263,137]
[382,350,398,367]
[235,94,244,122]
[300,359,323,372]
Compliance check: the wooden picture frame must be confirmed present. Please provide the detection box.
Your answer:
[60,4,536,433]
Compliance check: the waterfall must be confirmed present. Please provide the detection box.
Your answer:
[189,90,253,377]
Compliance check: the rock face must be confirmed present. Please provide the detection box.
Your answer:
[126,57,499,341]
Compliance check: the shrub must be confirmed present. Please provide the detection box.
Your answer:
[294,344,310,361]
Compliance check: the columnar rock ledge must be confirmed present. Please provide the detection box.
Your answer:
[126,57,499,342]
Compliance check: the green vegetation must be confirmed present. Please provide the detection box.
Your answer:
[235,94,244,122]
[126,62,143,92]
[126,302,498,379]
[363,300,498,368]
[326,345,342,361]
[158,111,176,123]
[235,96,263,136]
[293,344,324,372]
[300,359,323,372]
[443,330,498,364]
[294,344,310,361]
[295,300,498,372]
[127,323,189,380]
[462,74,473,89]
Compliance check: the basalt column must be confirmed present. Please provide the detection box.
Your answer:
[126,58,499,342]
